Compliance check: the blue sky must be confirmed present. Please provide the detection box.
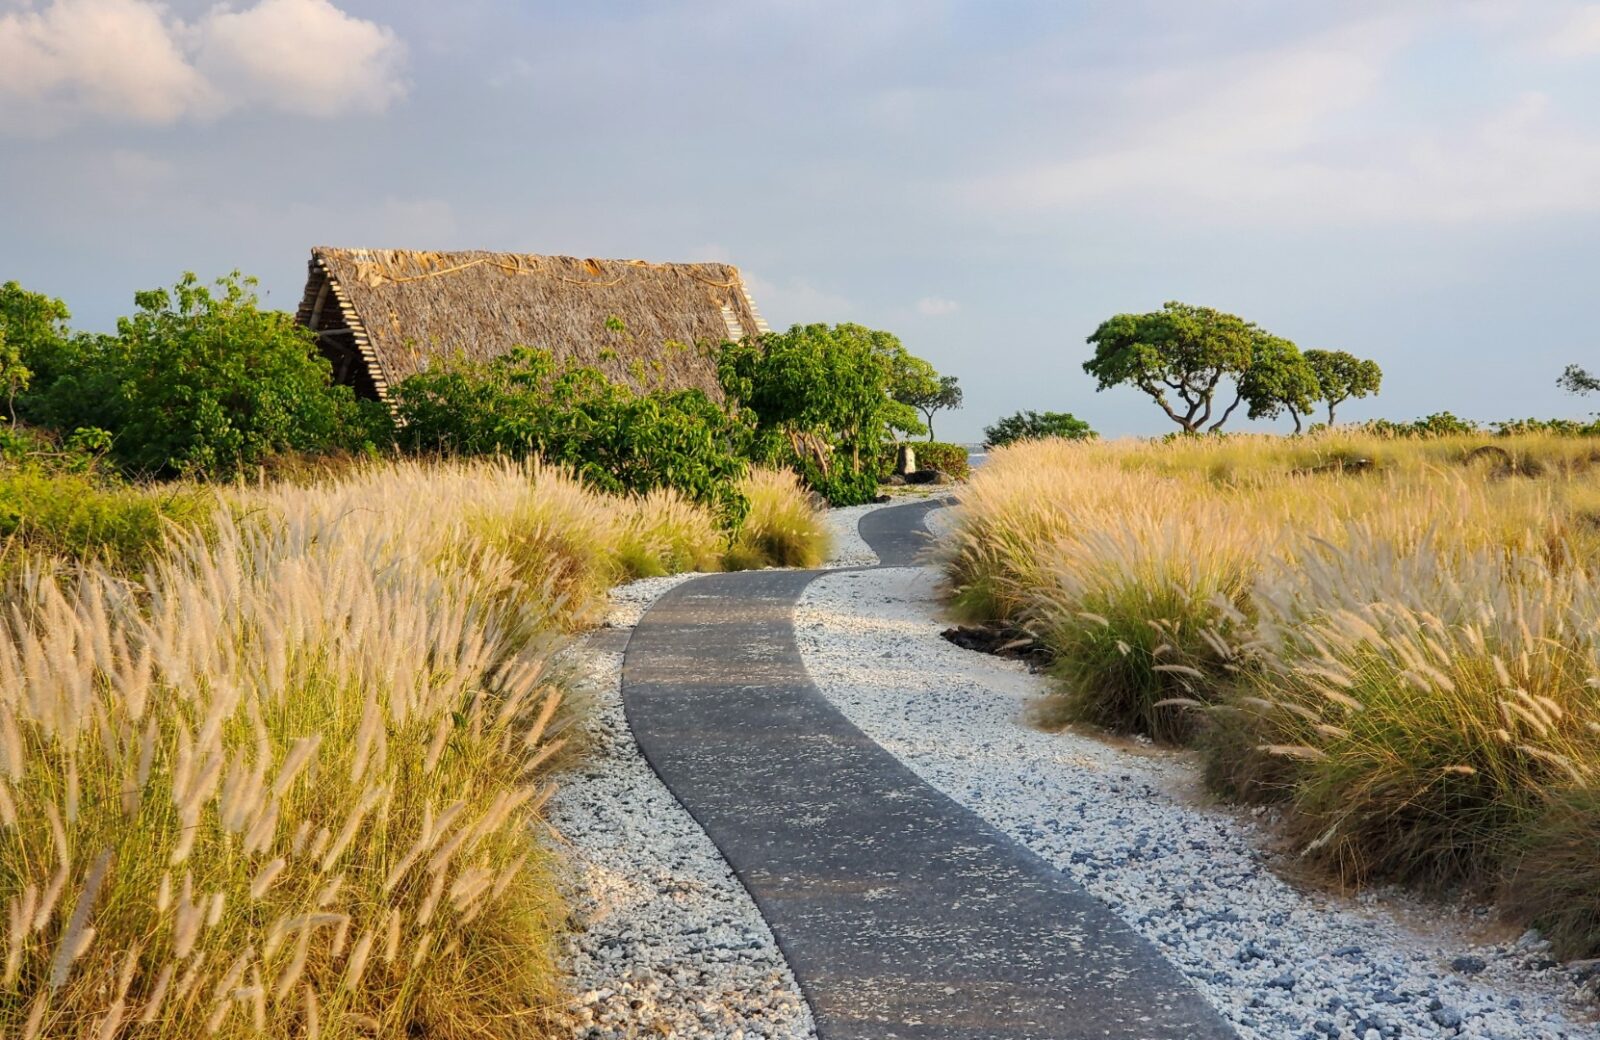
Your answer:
[2,0,1598,440]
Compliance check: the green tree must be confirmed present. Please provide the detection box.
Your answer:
[1084,302,1263,433]
[1304,349,1383,425]
[0,326,25,422]
[1237,336,1321,433]
[108,272,384,476]
[0,281,74,422]
[718,323,905,505]
[983,410,1096,448]
[1559,364,1598,395]
[891,358,963,441]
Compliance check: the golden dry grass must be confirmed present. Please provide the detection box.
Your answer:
[0,457,823,1037]
[939,432,1600,955]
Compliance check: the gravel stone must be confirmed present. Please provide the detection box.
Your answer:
[794,562,1599,1040]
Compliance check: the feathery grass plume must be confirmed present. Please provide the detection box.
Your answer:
[936,431,1600,951]
[0,450,820,1037]
[726,467,831,570]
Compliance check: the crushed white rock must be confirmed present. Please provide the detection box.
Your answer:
[795,563,1600,1040]
[547,574,815,1040]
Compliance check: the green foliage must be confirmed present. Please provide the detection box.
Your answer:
[13,274,386,478]
[0,281,71,422]
[0,465,210,576]
[392,346,751,515]
[983,410,1095,448]
[1085,303,1379,434]
[890,356,963,441]
[910,441,972,480]
[1084,301,1261,432]
[1237,335,1320,432]
[106,273,386,476]
[1303,348,1383,425]
[718,323,911,505]
[1493,416,1600,437]
[1362,411,1481,438]
[1558,364,1598,396]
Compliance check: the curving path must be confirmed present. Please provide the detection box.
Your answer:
[621,500,1236,1039]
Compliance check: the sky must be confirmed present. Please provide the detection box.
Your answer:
[2,0,1599,442]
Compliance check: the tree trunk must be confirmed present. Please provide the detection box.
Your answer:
[1207,393,1243,433]
[923,407,936,441]
[1326,401,1338,426]
[1290,409,1303,434]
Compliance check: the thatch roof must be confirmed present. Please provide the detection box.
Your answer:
[295,247,770,404]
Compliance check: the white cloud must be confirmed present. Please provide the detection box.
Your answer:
[197,0,404,117]
[916,295,958,317]
[0,0,216,127]
[0,0,404,133]
[956,13,1600,225]
[1547,3,1600,56]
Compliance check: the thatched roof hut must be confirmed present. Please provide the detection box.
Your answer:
[295,247,770,404]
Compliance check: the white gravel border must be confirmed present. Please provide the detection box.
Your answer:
[548,574,815,1040]
[794,563,1600,1040]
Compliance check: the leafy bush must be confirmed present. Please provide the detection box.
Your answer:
[910,441,971,480]
[983,410,1095,448]
[718,324,914,506]
[14,274,387,478]
[1361,411,1481,438]
[1493,417,1600,437]
[0,466,210,576]
[393,347,750,516]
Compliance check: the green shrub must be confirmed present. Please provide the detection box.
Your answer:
[718,323,924,505]
[393,347,751,515]
[1493,416,1600,437]
[14,274,387,478]
[909,441,971,480]
[1361,411,1481,438]
[983,410,1096,448]
[0,465,210,574]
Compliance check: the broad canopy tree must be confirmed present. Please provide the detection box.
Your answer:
[1303,349,1383,425]
[891,359,963,441]
[1084,302,1382,433]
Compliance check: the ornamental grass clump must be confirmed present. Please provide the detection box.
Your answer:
[0,502,569,1038]
[1221,531,1600,892]
[938,432,1600,955]
[726,467,830,570]
[1029,507,1258,741]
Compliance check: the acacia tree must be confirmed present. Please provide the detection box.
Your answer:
[1083,302,1262,433]
[1559,364,1599,395]
[1237,336,1321,433]
[892,361,963,441]
[1304,349,1383,425]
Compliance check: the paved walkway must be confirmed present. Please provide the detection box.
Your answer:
[621,500,1236,1039]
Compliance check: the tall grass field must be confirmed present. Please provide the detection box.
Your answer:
[939,432,1600,958]
[0,458,825,1038]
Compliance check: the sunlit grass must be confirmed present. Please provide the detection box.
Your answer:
[938,431,1600,955]
[0,456,825,1037]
